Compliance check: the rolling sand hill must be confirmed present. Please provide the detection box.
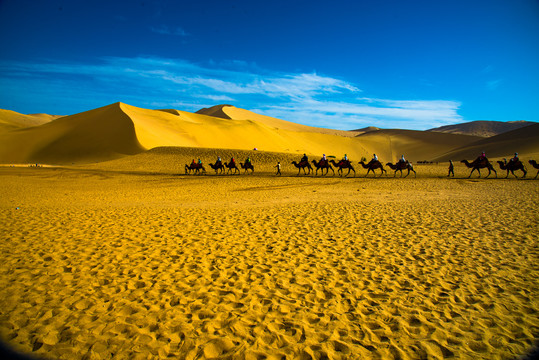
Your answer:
[433,122,539,162]
[354,129,483,163]
[0,109,61,133]
[428,120,536,138]
[197,104,360,137]
[1,102,537,166]
[0,103,144,164]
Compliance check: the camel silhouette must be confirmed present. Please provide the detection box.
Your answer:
[528,160,539,179]
[386,162,416,177]
[185,163,206,175]
[329,160,355,177]
[497,159,527,178]
[209,162,224,174]
[224,162,240,175]
[311,160,334,176]
[358,161,386,177]
[461,159,497,178]
[240,162,254,174]
[291,161,312,175]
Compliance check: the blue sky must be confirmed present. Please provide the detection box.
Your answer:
[0,0,538,130]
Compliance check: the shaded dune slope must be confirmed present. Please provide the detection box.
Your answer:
[0,103,144,164]
[0,109,60,132]
[433,123,539,161]
[355,129,482,162]
[428,120,537,137]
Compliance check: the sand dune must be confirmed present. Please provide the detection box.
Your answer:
[0,163,537,359]
[1,102,537,166]
[428,120,537,138]
[0,109,60,133]
[199,104,359,137]
[433,123,539,161]
[0,103,144,164]
[354,129,482,163]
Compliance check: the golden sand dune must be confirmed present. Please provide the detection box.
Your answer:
[0,103,144,164]
[354,129,482,162]
[0,109,60,132]
[198,104,359,137]
[433,123,539,162]
[1,102,538,167]
[0,162,537,359]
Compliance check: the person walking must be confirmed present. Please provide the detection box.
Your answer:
[275,162,281,176]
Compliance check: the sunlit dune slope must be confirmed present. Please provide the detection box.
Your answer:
[121,103,371,160]
[354,129,482,162]
[0,109,60,132]
[432,123,539,161]
[197,104,359,137]
[3,102,531,165]
[0,103,144,164]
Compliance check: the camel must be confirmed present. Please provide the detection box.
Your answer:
[185,163,206,175]
[497,159,527,178]
[291,160,312,175]
[224,162,240,175]
[329,160,355,177]
[240,162,254,174]
[311,159,334,176]
[528,160,539,179]
[386,161,416,177]
[358,161,386,177]
[460,159,497,178]
[208,162,224,174]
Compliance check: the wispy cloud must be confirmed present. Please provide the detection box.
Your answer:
[0,56,462,130]
[486,79,502,91]
[149,25,189,37]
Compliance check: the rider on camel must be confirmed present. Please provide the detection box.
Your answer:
[320,153,327,167]
[369,154,378,165]
[197,158,202,165]
[509,152,519,164]
[301,153,308,165]
[398,155,406,164]
[476,151,486,163]
[216,156,222,166]
[230,157,235,165]
[245,156,251,166]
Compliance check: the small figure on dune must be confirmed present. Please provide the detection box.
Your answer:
[448,160,454,177]
[275,162,281,176]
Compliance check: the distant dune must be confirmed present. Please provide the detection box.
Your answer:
[427,120,536,137]
[0,109,61,132]
[432,122,539,161]
[355,129,482,162]
[1,102,538,165]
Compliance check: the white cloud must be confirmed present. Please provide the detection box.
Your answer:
[0,56,463,129]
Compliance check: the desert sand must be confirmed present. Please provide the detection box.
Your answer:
[1,154,538,360]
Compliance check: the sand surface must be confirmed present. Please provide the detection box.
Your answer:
[1,163,538,360]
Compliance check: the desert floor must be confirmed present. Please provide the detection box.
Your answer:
[0,164,538,360]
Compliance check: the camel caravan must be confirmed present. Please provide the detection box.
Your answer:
[185,151,538,179]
